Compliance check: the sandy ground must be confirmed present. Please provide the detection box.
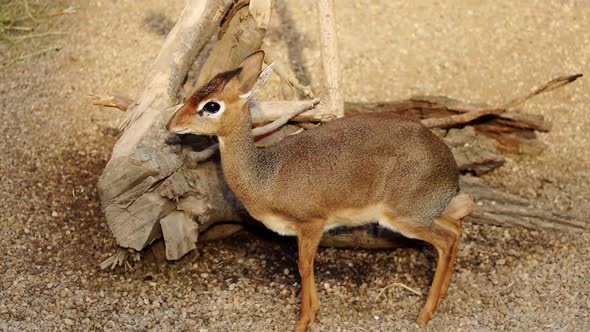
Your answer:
[1,0,589,331]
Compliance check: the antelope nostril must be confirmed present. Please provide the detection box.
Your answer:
[165,119,174,131]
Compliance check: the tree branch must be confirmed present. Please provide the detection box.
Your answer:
[422,74,582,129]
[91,94,132,111]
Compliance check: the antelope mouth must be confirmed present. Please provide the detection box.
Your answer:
[171,128,192,135]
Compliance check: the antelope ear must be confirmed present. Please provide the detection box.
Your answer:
[237,50,266,99]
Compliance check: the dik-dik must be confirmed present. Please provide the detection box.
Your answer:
[167,51,473,331]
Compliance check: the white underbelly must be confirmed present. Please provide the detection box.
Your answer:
[258,215,298,236]
[257,203,406,237]
[325,204,388,231]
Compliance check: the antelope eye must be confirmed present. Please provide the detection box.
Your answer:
[203,101,221,113]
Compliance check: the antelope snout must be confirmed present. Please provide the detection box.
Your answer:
[166,104,190,133]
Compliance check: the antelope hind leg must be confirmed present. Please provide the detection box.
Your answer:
[381,213,458,324]
[438,194,473,300]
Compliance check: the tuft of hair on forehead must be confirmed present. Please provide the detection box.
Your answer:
[190,67,243,102]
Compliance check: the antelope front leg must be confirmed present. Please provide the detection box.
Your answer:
[294,223,324,332]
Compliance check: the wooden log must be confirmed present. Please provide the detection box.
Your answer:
[99,80,580,249]
[345,97,552,155]
[461,176,587,233]
[96,1,584,263]
[98,0,235,251]
[99,94,580,255]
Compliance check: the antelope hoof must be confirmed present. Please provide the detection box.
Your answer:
[438,288,449,303]
[309,307,319,324]
[417,309,434,325]
[294,318,310,332]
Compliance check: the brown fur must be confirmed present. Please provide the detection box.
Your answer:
[167,51,474,331]
[248,113,459,223]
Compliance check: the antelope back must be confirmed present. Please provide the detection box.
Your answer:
[254,113,461,224]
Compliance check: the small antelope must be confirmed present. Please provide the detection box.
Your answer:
[167,51,473,331]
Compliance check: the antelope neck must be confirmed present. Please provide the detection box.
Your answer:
[217,104,265,198]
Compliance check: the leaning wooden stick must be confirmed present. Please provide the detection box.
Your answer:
[261,42,316,99]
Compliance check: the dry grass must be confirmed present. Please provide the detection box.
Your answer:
[0,0,70,70]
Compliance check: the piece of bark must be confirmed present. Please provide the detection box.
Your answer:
[160,211,199,260]
[104,192,175,250]
[442,126,505,175]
